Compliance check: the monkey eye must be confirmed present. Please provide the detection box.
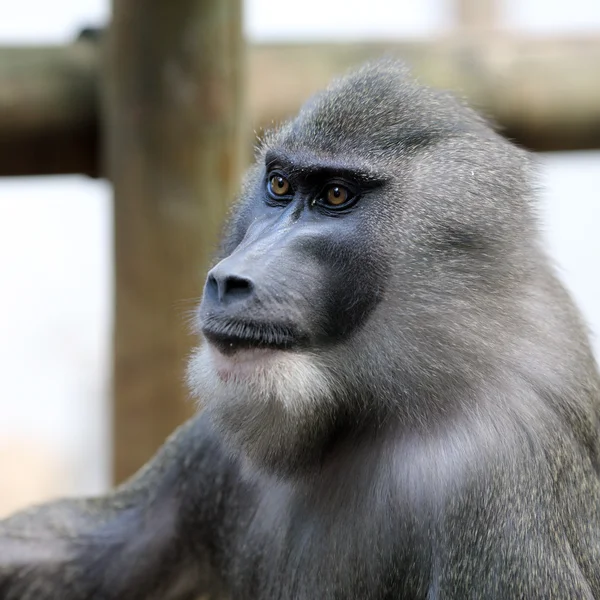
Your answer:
[325,185,350,206]
[268,175,292,198]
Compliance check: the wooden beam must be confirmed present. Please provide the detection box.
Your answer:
[247,36,600,154]
[1,34,600,174]
[0,39,100,176]
[105,0,244,483]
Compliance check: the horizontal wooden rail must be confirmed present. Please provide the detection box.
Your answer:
[0,39,100,176]
[1,33,600,176]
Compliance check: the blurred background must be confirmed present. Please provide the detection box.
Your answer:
[0,0,599,517]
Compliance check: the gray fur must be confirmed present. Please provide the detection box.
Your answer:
[1,59,599,599]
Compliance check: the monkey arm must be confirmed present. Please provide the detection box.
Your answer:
[0,412,232,600]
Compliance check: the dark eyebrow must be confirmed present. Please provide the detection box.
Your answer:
[264,150,388,186]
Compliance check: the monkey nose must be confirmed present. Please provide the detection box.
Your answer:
[205,267,255,305]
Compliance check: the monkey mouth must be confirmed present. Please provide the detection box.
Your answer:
[200,318,305,356]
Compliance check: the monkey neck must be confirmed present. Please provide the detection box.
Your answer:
[266,374,550,490]
[261,399,543,524]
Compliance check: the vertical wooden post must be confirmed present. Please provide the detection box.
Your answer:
[104,0,244,483]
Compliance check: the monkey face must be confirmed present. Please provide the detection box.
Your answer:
[198,151,389,369]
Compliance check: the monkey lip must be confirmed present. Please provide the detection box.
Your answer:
[200,318,304,356]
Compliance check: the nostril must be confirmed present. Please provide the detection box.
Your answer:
[223,275,253,300]
[206,273,219,300]
[206,269,254,304]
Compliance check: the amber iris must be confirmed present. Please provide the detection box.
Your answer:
[269,175,291,196]
[326,185,349,206]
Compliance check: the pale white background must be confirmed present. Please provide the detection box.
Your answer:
[0,0,599,509]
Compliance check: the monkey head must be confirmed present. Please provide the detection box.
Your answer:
[187,60,542,477]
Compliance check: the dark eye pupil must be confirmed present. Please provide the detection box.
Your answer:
[277,178,284,188]
[332,187,341,197]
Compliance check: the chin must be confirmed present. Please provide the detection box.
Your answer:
[205,345,288,383]
[186,342,337,475]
